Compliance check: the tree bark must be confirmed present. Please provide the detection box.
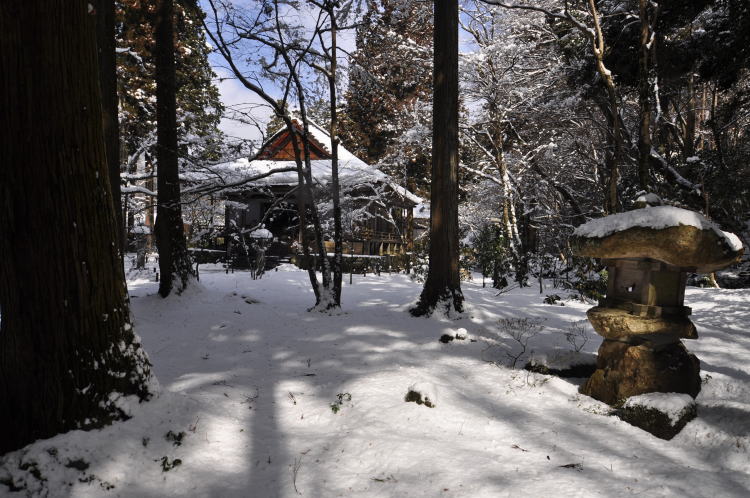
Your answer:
[328,8,343,308]
[285,124,322,303]
[0,0,153,454]
[637,0,653,192]
[587,0,621,213]
[155,0,192,297]
[684,72,697,159]
[97,0,124,257]
[296,114,332,304]
[411,0,463,316]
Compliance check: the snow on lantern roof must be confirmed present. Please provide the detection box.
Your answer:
[573,206,742,251]
[571,206,744,272]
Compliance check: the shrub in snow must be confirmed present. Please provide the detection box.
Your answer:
[498,317,545,368]
[561,264,608,303]
[616,392,697,440]
[165,430,185,446]
[563,320,590,353]
[543,294,563,305]
[715,267,750,289]
[405,383,436,408]
[159,456,182,472]
[330,393,352,414]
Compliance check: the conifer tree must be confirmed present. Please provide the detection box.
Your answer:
[344,0,433,195]
[411,0,463,316]
[117,0,224,165]
[0,0,153,453]
[97,0,124,255]
[154,0,193,297]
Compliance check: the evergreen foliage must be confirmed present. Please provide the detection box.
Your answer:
[343,0,433,196]
[116,0,224,162]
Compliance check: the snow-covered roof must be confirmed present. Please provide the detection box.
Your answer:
[209,119,423,204]
[209,157,384,188]
[573,206,743,252]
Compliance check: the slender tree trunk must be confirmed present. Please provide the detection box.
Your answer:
[283,119,322,302]
[411,0,463,316]
[155,0,192,297]
[488,101,521,269]
[684,72,697,159]
[587,0,621,213]
[709,85,726,169]
[698,83,708,151]
[96,0,123,258]
[406,177,416,273]
[297,114,332,304]
[276,39,332,307]
[0,0,153,454]
[327,5,343,307]
[637,0,652,192]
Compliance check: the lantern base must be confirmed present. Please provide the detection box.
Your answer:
[581,339,701,406]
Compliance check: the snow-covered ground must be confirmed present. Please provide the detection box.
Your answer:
[2,265,749,497]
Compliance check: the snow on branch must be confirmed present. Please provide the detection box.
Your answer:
[181,166,298,197]
[121,185,157,197]
[479,0,596,39]
[649,148,702,196]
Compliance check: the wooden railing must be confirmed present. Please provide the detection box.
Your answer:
[357,228,403,242]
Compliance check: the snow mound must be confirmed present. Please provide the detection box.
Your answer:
[248,228,272,239]
[623,392,696,425]
[440,327,468,343]
[573,206,743,251]
[405,382,438,408]
[634,192,662,206]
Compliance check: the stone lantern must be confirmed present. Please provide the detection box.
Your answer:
[570,203,744,405]
[131,223,152,270]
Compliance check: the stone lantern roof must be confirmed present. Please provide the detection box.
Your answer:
[570,206,744,273]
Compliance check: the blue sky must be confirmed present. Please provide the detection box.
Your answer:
[203,1,480,144]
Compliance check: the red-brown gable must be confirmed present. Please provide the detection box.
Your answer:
[256,122,331,160]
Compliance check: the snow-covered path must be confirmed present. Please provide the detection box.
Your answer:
[2,266,749,497]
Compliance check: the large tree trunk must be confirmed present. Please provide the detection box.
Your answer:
[97,0,124,257]
[155,0,192,297]
[411,0,463,316]
[0,0,153,454]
